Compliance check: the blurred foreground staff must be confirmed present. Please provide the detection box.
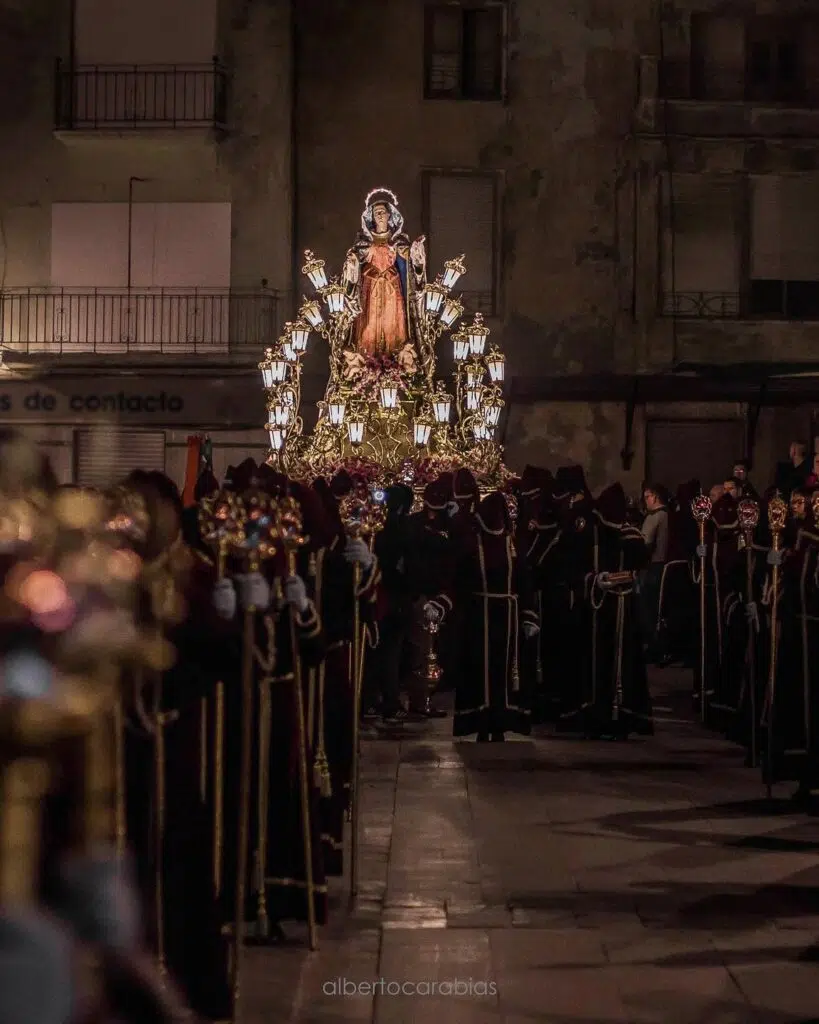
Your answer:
[118,470,241,1022]
[0,432,194,1024]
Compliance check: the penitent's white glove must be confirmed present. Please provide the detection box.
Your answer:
[235,572,271,612]
[284,575,309,615]
[344,538,374,570]
[696,544,707,559]
[522,622,540,639]
[767,549,784,568]
[212,579,237,621]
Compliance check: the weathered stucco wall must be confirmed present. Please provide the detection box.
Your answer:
[0,0,293,291]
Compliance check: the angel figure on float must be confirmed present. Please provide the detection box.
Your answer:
[341,188,426,363]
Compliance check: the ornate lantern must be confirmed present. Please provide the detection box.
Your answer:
[347,415,365,446]
[441,254,466,290]
[465,359,484,387]
[324,280,345,315]
[328,398,346,426]
[266,424,286,451]
[483,399,502,427]
[486,348,505,383]
[300,299,323,329]
[440,297,463,328]
[452,334,469,361]
[289,320,310,354]
[259,347,288,388]
[424,281,447,315]
[467,313,489,357]
[302,250,328,290]
[379,384,400,410]
[413,417,433,447]
[432,390,452,424]
[466,384,482,411]
[473,421,493,441]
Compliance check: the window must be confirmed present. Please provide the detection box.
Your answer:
[661,175,741,317]
[745,17,803,103]
[750,175,819,319]
[50,202,232,288]
[689,14,745,101]
[423,172,498,314]
[424,5,503,100]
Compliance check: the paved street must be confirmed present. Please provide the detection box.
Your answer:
[242,670,819,1023]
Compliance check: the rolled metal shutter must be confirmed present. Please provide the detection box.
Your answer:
[427,173,497,312]
[74,429,165,487]
[646,419,744,494]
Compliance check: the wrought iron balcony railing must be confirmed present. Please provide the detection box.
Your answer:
[662,292,741,318]
[663,289,819,320]
[54,59,228,130]
[0,288,285,355]
[654,58,814,107]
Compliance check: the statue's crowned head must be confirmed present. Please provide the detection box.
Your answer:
[361,187,404,240]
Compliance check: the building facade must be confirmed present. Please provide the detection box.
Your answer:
[1,0,818,492]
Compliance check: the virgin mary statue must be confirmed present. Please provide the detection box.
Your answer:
[342,188,426,359]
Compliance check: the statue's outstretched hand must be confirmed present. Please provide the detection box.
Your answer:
[342,251,360,286]
[410,236,426,269]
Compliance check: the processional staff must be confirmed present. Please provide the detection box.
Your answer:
[276,495,318,952]
[737,497,760,768]
[764,494,788,800]
[339,492,374,903]
[691,493,713,724]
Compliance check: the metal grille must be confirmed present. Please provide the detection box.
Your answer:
[0,289,284,355]
[55,60,228,130]
[74,430,165,488]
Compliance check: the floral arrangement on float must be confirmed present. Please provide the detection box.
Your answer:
[257,186,509,491]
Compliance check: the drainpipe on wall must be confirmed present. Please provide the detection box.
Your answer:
[289,0,300,315]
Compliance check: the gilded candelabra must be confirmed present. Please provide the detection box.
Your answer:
[257,196,509,485]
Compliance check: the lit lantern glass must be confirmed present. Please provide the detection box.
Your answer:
[473,422,493,441]
[301,299,323,329]
[413,419,433,447]
[347,418,365,445]
[325,282,345,315]
[465,361,484,387]
[442,255,466,290]
[266,424,286,450]
[466,385,482,411]
[440,297,463,328]
[452,334,469,361]
[486,350,506,383]
[302,251,328,290]
[282,341,296,362]
[261,350,288,386]
[270,401,292,427]
[432,393,452,424]
[258,348,275,388]
[328,400,346,426]
[424,282,446,315]
[290,320,310,354]
[483,402,502,427]
[379,384,399,410]
[467,314,489,356]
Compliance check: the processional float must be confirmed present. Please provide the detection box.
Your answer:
[252,188,511,928]
[257,187,508,490]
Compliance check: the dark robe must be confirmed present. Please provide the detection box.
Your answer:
[561,509,653,738]
[452,494,538,738]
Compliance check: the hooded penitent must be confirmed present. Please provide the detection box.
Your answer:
[553,464,588,502]
[255,462,289,498]
[423,478,450,513]
[329,469,354,500]
[289,479,337,552]
[452,468,479,506]
[594,482,628,529]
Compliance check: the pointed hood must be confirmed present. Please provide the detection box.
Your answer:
[330,469,354,500]
[476,490,511,535]
[594,482,628,528]
[255,461,289,497]
[453,467,479,502]
[423,479,450,511]
[553,464,588,500]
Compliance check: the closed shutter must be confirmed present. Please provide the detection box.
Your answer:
[663,175,739,295]
[74,429,165,487]
[427,174,497,314]
[646,420,744,494]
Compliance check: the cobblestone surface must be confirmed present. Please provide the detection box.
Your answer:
[241,670,819,1023]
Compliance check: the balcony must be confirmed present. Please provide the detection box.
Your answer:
[636,56,819,138]
[654,289,819,367]
[0,289,284,357]
[54,60,228,132]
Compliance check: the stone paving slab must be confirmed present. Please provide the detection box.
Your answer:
[241,671,819,1023]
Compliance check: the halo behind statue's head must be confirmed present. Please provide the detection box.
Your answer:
[361,186,404,239]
